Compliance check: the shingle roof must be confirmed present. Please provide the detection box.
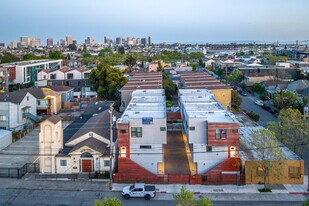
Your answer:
[287,80,309,94]
[39,85,73,92]
[24,88,45,99]
[0,90,28,104]
[66,109,121,144]
[70,137,108,155]
[46,115,62,124]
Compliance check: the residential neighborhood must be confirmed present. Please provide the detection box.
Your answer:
[0,1,309,205]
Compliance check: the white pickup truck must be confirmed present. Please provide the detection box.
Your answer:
[122,183,156,200]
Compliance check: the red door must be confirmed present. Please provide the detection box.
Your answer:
[82,160,92,172]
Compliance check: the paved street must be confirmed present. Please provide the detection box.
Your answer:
[0,188,307,206]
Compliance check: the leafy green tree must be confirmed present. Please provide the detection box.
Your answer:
[124,54,137,72]
[269,108,309,155]
[228,69,243,85]
[23,54,41,60]
[214,68,224,77]
[101,53,126,66]
[68,43,77,51]
[272,90,299,109]
[189,52,204,60]
[83,52,92,58]
[99,48,113,57]
[173,186,212,206]
[267,55,288,65]
[0,52,20,63]
[231,90,242,110]
[163,76,177,100]
[158,61,163,72]
[49,51,64,59]
[190,62,197,71]
[252,83,265,94]
[94,197,123,206]
[239,51,245,56]
[89,63,128,100]
[250,128,284,190]
[302,198,309,206]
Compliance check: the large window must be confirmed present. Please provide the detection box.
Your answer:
[60,160,67,166]
[215,129,227,139]
[289,167,301,178]
[131,127,142,137]
[140,145,152,149]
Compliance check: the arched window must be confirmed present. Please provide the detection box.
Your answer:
[80,152,93,158]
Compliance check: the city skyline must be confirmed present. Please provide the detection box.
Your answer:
[0,0,309,44]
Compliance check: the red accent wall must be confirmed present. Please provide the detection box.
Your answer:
[0,66,16,81]
[167,112,182,120]
[117,123,130,158]
[207,122,239,146]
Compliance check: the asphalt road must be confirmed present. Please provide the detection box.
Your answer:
[0,188,307,206]
[240,93,309,175]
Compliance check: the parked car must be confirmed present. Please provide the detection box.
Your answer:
[241,107,248,113]
[262,105,271,111]
[270,109,279,117]
[254,100,264,106]
[122,183,156,200]
[240,91,247,96]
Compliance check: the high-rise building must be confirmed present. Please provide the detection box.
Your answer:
[30,38,41,47]
[66,35,73,45]
[86,37,94,45]
[136,38,141,45]
[47,38,53,47]
[148,36,152,45]
[9,41,17,49]
[59,39,65,47]
[116,37,123,45]
[20,36,31,47]
[104,36,110,44]
[141,38,147,46]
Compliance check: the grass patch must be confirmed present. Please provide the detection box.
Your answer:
[258,188,272,192]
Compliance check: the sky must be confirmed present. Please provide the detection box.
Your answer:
[0,0,308,45]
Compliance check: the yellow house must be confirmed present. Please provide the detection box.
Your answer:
[211,88,232,111]
[239,126,304,185]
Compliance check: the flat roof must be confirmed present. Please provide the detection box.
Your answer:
[184,110,237,123]
[121,73,162,91]
[118,89,166,123]
[180,72,229,89]
[239,126,301,161]
[1,59,62,67]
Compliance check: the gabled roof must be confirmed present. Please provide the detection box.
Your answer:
[42,115,62,124]
[69,137,108,155]
[287,80,309,94]
[39,85,73,92]
[0,90,28,104]
[24,88,60,99]
[66,109,121,144]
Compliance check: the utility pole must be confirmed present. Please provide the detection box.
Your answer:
[109,103,114,190]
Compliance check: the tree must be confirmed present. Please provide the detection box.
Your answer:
[250,128,284,190]
[99,48,113,57]
[68,43,77,51]
[89,63,128,100]
[269,108,309,155]
[0,52,20,63]
[189,62,197,71]
[249,51,254,55]
[231,90,242,110]
[252,83,265,94]
[158,61,163,72]
[189,52,204,60]
[49,51,64,59]
[228,69,243,85]
[173,186,212,206]
[23,54,41,60]
[302,198,309,206]
[124,54,137,72]
[94,197,123,206]
[163,77,177,100]
[272,90,299,109]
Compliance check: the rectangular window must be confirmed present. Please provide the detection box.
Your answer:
[160,127,166,131]
[50,74,56,79]
[289,167,301,178]
[215,129,227,139]
[120,130,126,134]
[60,160,67,166]
[0,115,7,121]
[206,146,212,152]
[104,160,110,167]
[67,73,74,79]
[131,127,142,137]
[140,145,152,149]
[84,73,90,79]
[189,126,195,131]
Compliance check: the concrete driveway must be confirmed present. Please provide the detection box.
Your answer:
[164,131,190,174]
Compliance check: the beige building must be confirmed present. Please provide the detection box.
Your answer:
[66,35,73,45]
